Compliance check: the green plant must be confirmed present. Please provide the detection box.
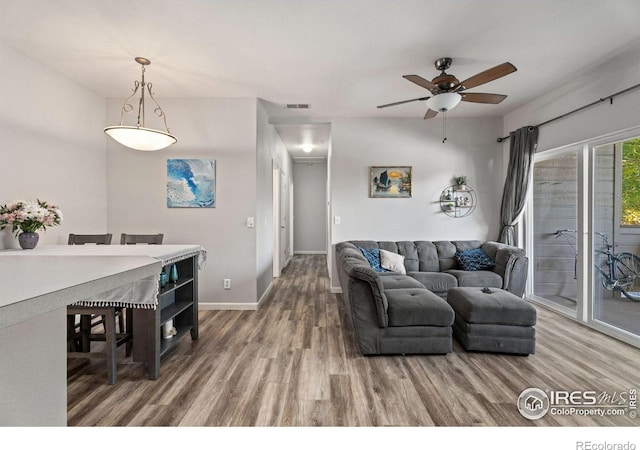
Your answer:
[455,175,468,186]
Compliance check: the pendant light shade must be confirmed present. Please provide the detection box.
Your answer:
[104,126,176,151]
[426,92,462,112]
[104,57,177,151]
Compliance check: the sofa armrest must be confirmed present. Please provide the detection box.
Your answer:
[500,252,528,297]
[483,242,528,297]
[347,264,389,328]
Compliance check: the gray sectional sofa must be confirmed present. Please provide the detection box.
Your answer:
[335,240,529,355]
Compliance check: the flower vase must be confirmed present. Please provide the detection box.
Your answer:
[169,264,178,283]
[18,232,39,250]
[159,271,168,288]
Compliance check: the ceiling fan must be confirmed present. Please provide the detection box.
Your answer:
[377,57,517,119]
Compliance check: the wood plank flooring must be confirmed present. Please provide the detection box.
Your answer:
[67,255,640,426]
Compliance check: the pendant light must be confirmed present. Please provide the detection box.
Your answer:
[104,57,177,151]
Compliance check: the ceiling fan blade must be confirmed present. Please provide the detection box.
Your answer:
[403,75,438,92]
[461,93,508,104]
[377,96,430,108]
[424,109,438,119]
[458,62,517,91]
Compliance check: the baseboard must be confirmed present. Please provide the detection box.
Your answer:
[294,251,327,255]
[330,286,343,294]
[258,283,273,307]
[199,283,273,311]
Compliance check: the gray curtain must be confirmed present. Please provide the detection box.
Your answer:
[499,126,539,245]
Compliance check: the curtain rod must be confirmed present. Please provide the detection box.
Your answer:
[497,81,640,143]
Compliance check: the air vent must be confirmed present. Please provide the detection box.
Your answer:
[286,104,310,109]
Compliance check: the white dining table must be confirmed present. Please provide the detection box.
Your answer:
[0,254,161,426]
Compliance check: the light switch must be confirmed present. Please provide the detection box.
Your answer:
[247,217,255,228]
[334,216,341,225]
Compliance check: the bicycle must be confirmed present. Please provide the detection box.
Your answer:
[555,229,640,301]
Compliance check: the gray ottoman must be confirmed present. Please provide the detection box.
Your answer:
[447,287,536,355]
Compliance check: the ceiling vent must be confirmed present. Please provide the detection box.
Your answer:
[286,104,310,109]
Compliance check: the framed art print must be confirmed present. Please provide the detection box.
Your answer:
[369,166,412,198]
[167,159,216,208]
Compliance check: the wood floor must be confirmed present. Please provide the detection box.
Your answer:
[67,255,640,426]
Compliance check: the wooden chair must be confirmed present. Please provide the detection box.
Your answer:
[68,233,123,338]
[68,233,113,245]
[120,233,164,245]
[67,233,131,384]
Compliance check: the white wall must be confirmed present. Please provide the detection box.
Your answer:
[330,117,504,289]
[0,43,107,249]
[293,161,327,254]
[106,98,258,308]
[503,45,640,152]
[256,101,292,303]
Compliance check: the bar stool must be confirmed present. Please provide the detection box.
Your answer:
[66,233,131,384]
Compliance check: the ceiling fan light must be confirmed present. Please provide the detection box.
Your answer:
[426,92,462,112]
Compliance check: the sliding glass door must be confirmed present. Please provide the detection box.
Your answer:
[527,128,640,348]
[592,139,640,338]
[530,149,579,314]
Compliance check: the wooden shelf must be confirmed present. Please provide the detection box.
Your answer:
[133,255,199,379]
[160,325,192,356]
[160,301,192,323]
[159,277,194,296]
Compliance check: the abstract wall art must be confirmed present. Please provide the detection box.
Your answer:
[167,159,216,208]
[369,166,412,198]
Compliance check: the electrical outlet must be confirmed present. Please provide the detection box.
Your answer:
[224,278,231,289]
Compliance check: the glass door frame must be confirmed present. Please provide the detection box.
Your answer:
[524,145,584,320]
[524,124,640,349]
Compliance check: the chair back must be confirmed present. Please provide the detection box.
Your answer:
[120,233,164,245]
[68,234,112,245]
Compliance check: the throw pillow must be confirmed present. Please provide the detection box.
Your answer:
[379,249,406,274]
[358,247,388,273]
[455,248,496,271]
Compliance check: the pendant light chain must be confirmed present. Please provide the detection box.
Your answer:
[442,111,447,143]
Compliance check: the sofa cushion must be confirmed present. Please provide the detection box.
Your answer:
[447,287,537,326]
[445,269,503,288]
[386,288,454,327]
[454,247,496,271]
[380,274,425,290]
[407,271,458,293]
[358,247,388,273]
[380,249,406,274]
[414,241,439,272]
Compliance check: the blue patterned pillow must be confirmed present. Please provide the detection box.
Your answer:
[358,247,388,272]
[455,248,496,271]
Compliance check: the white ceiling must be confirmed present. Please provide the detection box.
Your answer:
[2,0,640,159]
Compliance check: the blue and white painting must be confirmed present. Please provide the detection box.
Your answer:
[167,159,216,208]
